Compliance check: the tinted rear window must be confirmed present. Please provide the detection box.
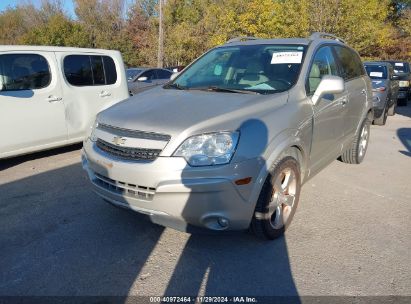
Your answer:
[64,55,117,86]
[157,69,172,79]
[333,46,364,80]
[364,65,387,79]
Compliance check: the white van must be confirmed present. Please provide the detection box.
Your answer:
[0,45,129,159]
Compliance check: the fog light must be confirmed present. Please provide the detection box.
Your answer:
[218,217,229,228]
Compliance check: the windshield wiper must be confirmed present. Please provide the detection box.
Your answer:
[193,86,260,94]
[163,82,186,90]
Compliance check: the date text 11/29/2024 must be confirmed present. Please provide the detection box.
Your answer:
[149,296,258,303]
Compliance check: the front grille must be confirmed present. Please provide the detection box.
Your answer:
[94,173,155,201]
[96,139,161,161]
[98,123,171,141]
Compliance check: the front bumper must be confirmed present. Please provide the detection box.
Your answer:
[397,89,409,100]
[82,139,263,232]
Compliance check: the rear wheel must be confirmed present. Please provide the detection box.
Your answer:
[340,117,371,164]
[251,156,301,240]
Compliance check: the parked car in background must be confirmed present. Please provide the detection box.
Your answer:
[364,61,399,125]
[82,33,373,240]
[166,66,185,73]
[382,60,410,106]
[0,46,129,159]
[127,67,172,95]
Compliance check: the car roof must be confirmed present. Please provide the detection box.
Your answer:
[0,44,119,54]
[127,67,147,71]
[364,61,390,66]
[223,38,311,46]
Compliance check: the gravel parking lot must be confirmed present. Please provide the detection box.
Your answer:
[1,106,410,298]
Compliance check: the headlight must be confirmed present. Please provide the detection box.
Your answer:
[88,120,99,142]
[399,80,410,87]
[173,131,239,166]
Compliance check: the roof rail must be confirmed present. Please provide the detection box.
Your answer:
[226,36,260,44]
[309,32,346,44]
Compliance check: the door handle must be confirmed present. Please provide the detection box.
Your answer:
[99,91,111,97]
[361,89,367,96]
[46,95,62,103]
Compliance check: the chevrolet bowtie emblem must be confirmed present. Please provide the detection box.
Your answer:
[112,136,126,145]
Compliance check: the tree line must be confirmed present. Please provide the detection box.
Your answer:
[0,0,410,67]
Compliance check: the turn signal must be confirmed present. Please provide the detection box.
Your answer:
[235,177,252,185]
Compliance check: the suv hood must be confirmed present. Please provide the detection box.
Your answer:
[97,87,288,137]
[394,72,411,81]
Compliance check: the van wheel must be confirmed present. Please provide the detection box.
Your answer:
[251,156,301,240]
[340,118,370,164]
[387,101,396,116]
[373,106,387,126]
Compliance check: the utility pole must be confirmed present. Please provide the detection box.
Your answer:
[157,0,164,68]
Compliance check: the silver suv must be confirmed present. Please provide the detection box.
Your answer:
[82,33,373,240]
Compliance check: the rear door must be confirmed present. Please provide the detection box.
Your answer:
[308,45,347,173]
[0,51,67,157]
[333,45,367,140]
[57,52,129,141]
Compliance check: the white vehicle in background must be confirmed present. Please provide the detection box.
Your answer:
[0,46,129,159]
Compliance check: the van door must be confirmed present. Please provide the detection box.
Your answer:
[307,46,347,174]
[333,46,367,141]
[57,52,129,141]
[0,52,67,157]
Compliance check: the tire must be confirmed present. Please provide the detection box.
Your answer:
[373,105,387,126]
[340,117,371,164]
[387,101,396,116]
[251,156,301,240]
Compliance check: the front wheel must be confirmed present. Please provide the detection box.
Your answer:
[340,117,371,164]
[251,156,301,240]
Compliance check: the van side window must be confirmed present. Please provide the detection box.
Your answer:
[333,46,363,80]
[0,54,51,91]
[307,46,338,94]
[64,55,117,86]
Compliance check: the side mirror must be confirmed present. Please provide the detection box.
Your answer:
[137,76,148,82]
[312,75,344,105]
[170,72,180,81]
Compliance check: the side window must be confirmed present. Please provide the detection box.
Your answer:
[102,56,117,84]
[91,56,105,85]
[0,54,51,91]
[333,46,363,80]
[64,55,117,86]
[157,69,172,79]
[141,70,156,80]
[307,46,338,94]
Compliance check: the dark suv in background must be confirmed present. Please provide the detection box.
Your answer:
[364,61,399,125]
[383,61,410,106]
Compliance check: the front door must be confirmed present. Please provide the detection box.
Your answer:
[0,51,67,157]
[307,46,347,174]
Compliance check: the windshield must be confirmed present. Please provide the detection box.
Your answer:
[168,44,306,94]
[389,62,409,74]
[365,65,387,79]
[126,69,142,82]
